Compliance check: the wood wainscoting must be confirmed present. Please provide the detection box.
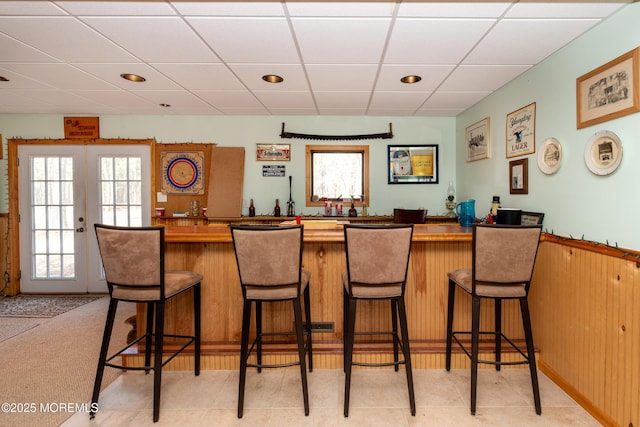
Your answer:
[530,237,640,427]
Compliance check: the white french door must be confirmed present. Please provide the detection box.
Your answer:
[18,144,150,293]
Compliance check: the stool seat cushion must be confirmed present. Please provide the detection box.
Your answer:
[245,269,310,300]
[112,270,204,301]
[447,268,526,298]
[342,271,402,298]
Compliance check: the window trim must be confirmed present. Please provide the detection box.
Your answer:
[305,144,369,208]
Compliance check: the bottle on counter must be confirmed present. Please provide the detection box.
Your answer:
[348,201,358,217]
[274,199,281,217]
[249,199,256,217]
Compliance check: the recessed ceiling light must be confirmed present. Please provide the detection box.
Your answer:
[120,73,146,82]
[0,76,9,82]
[262,74,284,83]
[159,103,171,107]
[401,75,422,84]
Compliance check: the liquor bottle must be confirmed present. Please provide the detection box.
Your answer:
[348,201,358,217]
[249,199,256,217]
[274,199,281,217]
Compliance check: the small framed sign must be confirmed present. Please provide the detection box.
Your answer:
[257,144,291,161]
[506,103,535,158]
[64,116,100,139]
[262,165,286,177]
[388,144,439,184]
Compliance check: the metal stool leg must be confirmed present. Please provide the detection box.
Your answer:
[90,298,118,419]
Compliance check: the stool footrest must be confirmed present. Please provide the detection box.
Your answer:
[451,330,531,365]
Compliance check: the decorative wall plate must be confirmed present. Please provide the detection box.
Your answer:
[537,137,562,175]
[584,131,623,176]
[161,151,205,194]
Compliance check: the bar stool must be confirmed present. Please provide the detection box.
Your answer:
[230,224,312,418]
[342,224,416,417]
[91,224,202,423]
[445,224,543,415]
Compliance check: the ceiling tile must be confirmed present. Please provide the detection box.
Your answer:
[465,19,601,65]
[0,1,67,15]
[194,90,264,109]
[187,17,299,64]
[420,91,491,110]
[151,63,242,90]
[0,17,138,62]
[305,64,379,91]
[370,91,431,109]
[1,63,118,90]
[439,65,532,92]
[286,2,396,17]
[253,90,316,110]
[81,16,219,62]
[314,91,372,109]
[292,17,391,63]
[55,1,177,16]
[172,1,285,17]
[385,18,495,64]
[397,2,512,18]
[506,1,627,18]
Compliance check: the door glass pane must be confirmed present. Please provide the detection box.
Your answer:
[99,156,143,227]
[30,156,75,279]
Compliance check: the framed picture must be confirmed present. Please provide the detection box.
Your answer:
[388,144,439,184]
[521,211,545,225]
[256,143,291,161]
[576,47,640,129]
[509,158,528,194]
[465,117,490,161]
[506,102,536,158]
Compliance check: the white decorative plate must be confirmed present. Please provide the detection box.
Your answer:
[537,137,562,175]
[584,131,623,176]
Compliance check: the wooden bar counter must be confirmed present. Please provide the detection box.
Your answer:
[128,222,530,370]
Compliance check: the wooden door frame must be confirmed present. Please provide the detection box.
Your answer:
[7,138,155,295]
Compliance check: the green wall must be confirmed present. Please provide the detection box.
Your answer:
[0,115,456,218]
[457,2,640,250]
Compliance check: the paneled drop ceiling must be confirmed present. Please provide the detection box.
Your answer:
[0,1,632,116]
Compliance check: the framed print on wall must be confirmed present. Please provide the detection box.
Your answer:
[509,158,528,194]
[388,144,439,184]
[465,117,490,161]
[256,143,291,161]
[576,47,640,129]
[506,102,536,158]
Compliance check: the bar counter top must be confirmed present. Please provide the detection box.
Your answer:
[163,223,472,243]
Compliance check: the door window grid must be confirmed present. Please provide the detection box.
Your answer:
[31,156,75,279]
[99,156,143,227]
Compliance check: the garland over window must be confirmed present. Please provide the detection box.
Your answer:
[280,122,393,141]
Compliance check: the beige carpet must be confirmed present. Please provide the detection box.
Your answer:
[0,318,41,343]
[0,297,135,427]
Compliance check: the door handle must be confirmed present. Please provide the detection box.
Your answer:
[76,227,85,232]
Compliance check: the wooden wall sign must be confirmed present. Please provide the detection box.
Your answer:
[64,117,100,139]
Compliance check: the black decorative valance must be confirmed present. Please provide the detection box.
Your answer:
[280,122,393,141]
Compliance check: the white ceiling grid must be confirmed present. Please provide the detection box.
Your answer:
[0,1,631,116]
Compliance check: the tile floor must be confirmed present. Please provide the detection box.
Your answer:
[63,368,600,426]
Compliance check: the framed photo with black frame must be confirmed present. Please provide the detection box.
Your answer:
[388,144,439,184]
